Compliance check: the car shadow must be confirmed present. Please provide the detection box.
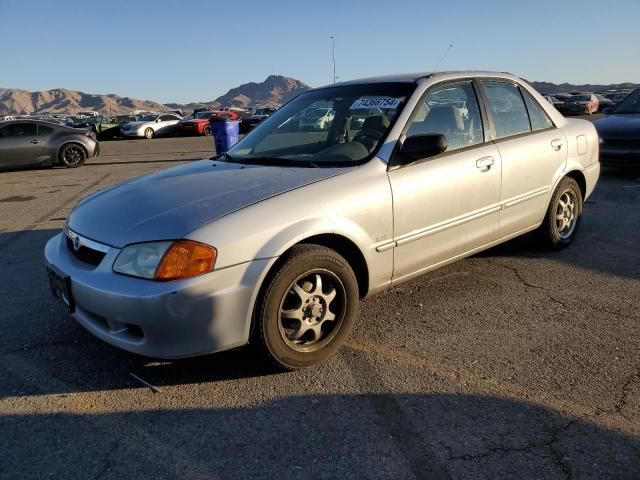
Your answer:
[1,389,638,478]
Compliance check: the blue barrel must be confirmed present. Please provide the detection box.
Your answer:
[209,119,240,153]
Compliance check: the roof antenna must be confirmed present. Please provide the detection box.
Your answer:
[433,44,453,70]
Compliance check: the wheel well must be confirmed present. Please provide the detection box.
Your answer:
[565,170,586,200]
[58,142,87,163]
[298,234,369,299]
[248,234,370,341]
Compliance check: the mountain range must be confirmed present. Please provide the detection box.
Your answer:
[0,76,636,117]
[0,75,311,116]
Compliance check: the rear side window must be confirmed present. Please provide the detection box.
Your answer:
[522,92,554,131]
[481,81,531,139]
[406,80,484,152]
[38,125,54,136]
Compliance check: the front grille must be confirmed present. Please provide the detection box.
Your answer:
[66,236,106,266]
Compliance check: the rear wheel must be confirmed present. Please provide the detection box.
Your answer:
[536,177,583,249]
[59,143,86,168]
[144,128,154,139]
[255,244,359,370]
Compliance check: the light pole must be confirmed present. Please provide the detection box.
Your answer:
[330,36,336,84]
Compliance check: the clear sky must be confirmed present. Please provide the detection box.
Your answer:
[2,0,639,103]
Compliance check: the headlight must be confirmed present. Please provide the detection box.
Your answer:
[113,240,216,281]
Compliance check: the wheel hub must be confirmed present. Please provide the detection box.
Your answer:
[278,271,344,351]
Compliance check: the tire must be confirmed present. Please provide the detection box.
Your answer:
[203,125,212,136]
[536,177,583,249]
[59,143,86,168]
[255,244,359,370]
[144,128,154,139]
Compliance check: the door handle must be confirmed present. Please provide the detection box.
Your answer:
[30,139,40,144]
[551,138,564,151]
[476,156,495,169]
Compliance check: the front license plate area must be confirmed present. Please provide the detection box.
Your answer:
[47,266,75,313]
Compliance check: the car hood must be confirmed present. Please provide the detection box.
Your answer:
[594,114,640,138]
[68,159,354,248]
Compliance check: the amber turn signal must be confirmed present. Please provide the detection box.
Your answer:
[154,240,217,281]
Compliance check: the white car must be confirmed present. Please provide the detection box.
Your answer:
[298,107,335,130]
[120,114,182,139]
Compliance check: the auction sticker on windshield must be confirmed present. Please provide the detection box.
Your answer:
[350,97,401,109]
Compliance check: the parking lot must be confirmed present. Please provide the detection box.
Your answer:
[0,135,639,478]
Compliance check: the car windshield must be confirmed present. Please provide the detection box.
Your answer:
[195,112,214,119]
[254,108,274,116]
[139,115,158,122]
[614,89,640,114]
[225,82,414,167]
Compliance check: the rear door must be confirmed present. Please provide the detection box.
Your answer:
[479,80,567,236]
[0,122,43,166]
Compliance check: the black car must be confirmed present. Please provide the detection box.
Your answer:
[0,119,99,169]
[594,88,640,167]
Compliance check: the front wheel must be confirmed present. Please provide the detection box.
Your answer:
[255,245,359,370]
[536,177,583,249]
[144,128,154,139]
[203,125,212,136]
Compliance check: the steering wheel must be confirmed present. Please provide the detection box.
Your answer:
[353,129,384,144]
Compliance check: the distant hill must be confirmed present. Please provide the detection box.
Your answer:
[3,76,637,117]
[529,81,639,94]
[166,75,312,112]
[0,88,168,116]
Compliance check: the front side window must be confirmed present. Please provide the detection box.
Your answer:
[228,83,414,166]
[3,123,37,137]
[160,115,177,121]
[615,89,640,114]
[522,92,554,131]
[405,81,484,152]
[481,81,531,139]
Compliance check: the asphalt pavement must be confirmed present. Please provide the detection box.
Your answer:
[0,135,638,479]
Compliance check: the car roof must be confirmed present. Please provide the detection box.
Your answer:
[0,118,63,127]
[327,70,518,87]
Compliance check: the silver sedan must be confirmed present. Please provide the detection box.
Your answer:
[44,71,600,369]
[120,113,182,139]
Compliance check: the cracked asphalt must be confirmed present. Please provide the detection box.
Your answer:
[0,136,639,479]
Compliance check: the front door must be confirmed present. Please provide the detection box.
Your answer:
[0,122,43,167]
[388,80,502,283]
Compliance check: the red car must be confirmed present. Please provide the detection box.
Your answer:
[176,111,240,136]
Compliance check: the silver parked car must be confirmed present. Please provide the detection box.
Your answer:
[45,71,599,369]
[0,119,99,169]
[120,113,182,139]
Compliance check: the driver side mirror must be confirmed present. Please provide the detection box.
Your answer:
[398,134,448,163]
[156,118,162,123]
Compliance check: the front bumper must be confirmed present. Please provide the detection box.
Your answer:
[44,232,270,358]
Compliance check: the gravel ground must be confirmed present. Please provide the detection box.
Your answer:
[0,135,638,479]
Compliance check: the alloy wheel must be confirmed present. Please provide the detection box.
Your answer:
[555,189,578,239]
[63,145,84,165]
[278,269,346,352]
